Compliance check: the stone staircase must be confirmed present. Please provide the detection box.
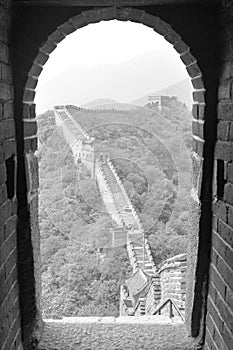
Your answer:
[99,161,156,278]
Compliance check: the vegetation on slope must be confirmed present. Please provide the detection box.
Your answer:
[38,98,192,318]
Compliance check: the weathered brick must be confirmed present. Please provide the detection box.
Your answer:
[0,162,6,184]
[24,137,37,153]
[5,248,17,278]
[220,59,231,81]
[0,224,4,246]
[23,89,35,103]
[193,137,204,156]
[210,263,226,299]
[2,313,21,350]
[28,63,43,78]
[0,199,10,226]
[218,100,233,120]
[222,322,233,350]
[173,39,189,55]
[128,8,144,23]
[0,41,8,63]
[58,19,76,35]
[212,200,227,222]
[142,13,158,29]
[193,90,205,103]
[217,120,230,140]
[34,51,49,67]
[40,39,57,55]
[215,141,233,161]
[205,328,218,350]
[0,183,7,206]
[1,62,11,83]
[214,289,233,334]
[191,76,205,90]
[69,14,87,30]
[226,163,233,183]
[218,80,231,100]
[218,219,233,248]
[10,198,17,216]
[224,182,233,204]
[180,50,196,66]
[186,62,202,78]
[229,122,233,140]
[192,103,205,120]
[3,140,16,159]
[213,230,233,269]
[164,28,180,45]
[25,76,38,90]
[4,215,17,240]
[23,120,37,138]
[207,297,225,343]
[192,120,204,139]
[214,248,233,291]
[225,286,233,309]
[0,81,11,101]
[3,101,13,119]
[0,119,15,140]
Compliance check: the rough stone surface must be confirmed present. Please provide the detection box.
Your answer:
[38,320,194,350]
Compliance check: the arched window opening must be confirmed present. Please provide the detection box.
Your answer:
[35,20,195,327]
[10,5,211,346]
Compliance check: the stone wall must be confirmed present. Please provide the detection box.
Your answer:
[6,1,230,348]
[0,1,23,349]
[144,275,161,315]
[204,3,233,349]
[158,254,187,311]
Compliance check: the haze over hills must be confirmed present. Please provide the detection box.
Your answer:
[131,78,193,110]
[35,50,192,113]
[81,78,193,111]
[82,98,117,108]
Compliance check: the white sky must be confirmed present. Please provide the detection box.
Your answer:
[36,20,191,112]
[40,21,173,80]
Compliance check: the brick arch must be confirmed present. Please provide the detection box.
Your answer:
[24,8,205,110]
[15,6,215,349]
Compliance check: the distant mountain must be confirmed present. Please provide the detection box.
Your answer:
[82,98,118,108]
[87,102,137,110]
[131,78,193,110]
[35,49,190,114]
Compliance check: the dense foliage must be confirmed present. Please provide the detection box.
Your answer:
[38,98,192,318]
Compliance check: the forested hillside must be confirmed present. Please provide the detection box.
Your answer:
[38,98,192,318]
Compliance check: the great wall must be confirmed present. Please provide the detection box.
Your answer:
[54,105,187,320]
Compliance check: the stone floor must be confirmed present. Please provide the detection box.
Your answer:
[38,317,196,350]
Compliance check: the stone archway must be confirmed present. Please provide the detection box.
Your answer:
[12,5,218,348]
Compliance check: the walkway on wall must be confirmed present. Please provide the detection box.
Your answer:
[38,319,194,350]
[53,105,187,318]
[54,105,156,278]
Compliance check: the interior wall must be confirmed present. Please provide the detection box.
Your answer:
[0,1,23,350]
[9,2,220,349]
[204,3,233,349]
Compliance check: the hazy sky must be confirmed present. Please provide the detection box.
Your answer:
[35,20,190,113]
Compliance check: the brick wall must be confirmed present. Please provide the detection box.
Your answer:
[0,1,23,349]
[9,2,221,347]
[144,275,161,314]
[158,254,187,311]
[204,3,233,350]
